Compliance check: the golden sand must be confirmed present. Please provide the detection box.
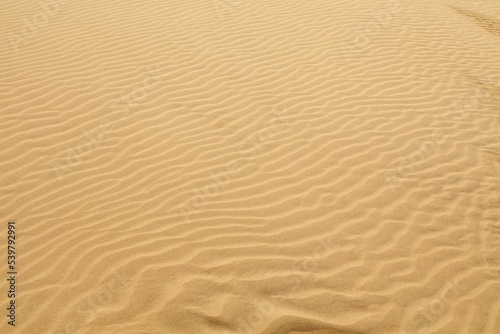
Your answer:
[1,0,499,333]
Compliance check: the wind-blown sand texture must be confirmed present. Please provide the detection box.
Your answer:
[1,0,500,333]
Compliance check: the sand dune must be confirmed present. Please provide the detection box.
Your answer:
[1,0,499,333]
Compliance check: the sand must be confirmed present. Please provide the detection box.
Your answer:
[1,0,500,333]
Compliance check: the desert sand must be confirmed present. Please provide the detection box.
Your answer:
[1,0,500,333]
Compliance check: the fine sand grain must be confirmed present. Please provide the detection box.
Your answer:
[1,0,500,333]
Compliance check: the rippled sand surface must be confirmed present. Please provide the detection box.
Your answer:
[1,0,500,333]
